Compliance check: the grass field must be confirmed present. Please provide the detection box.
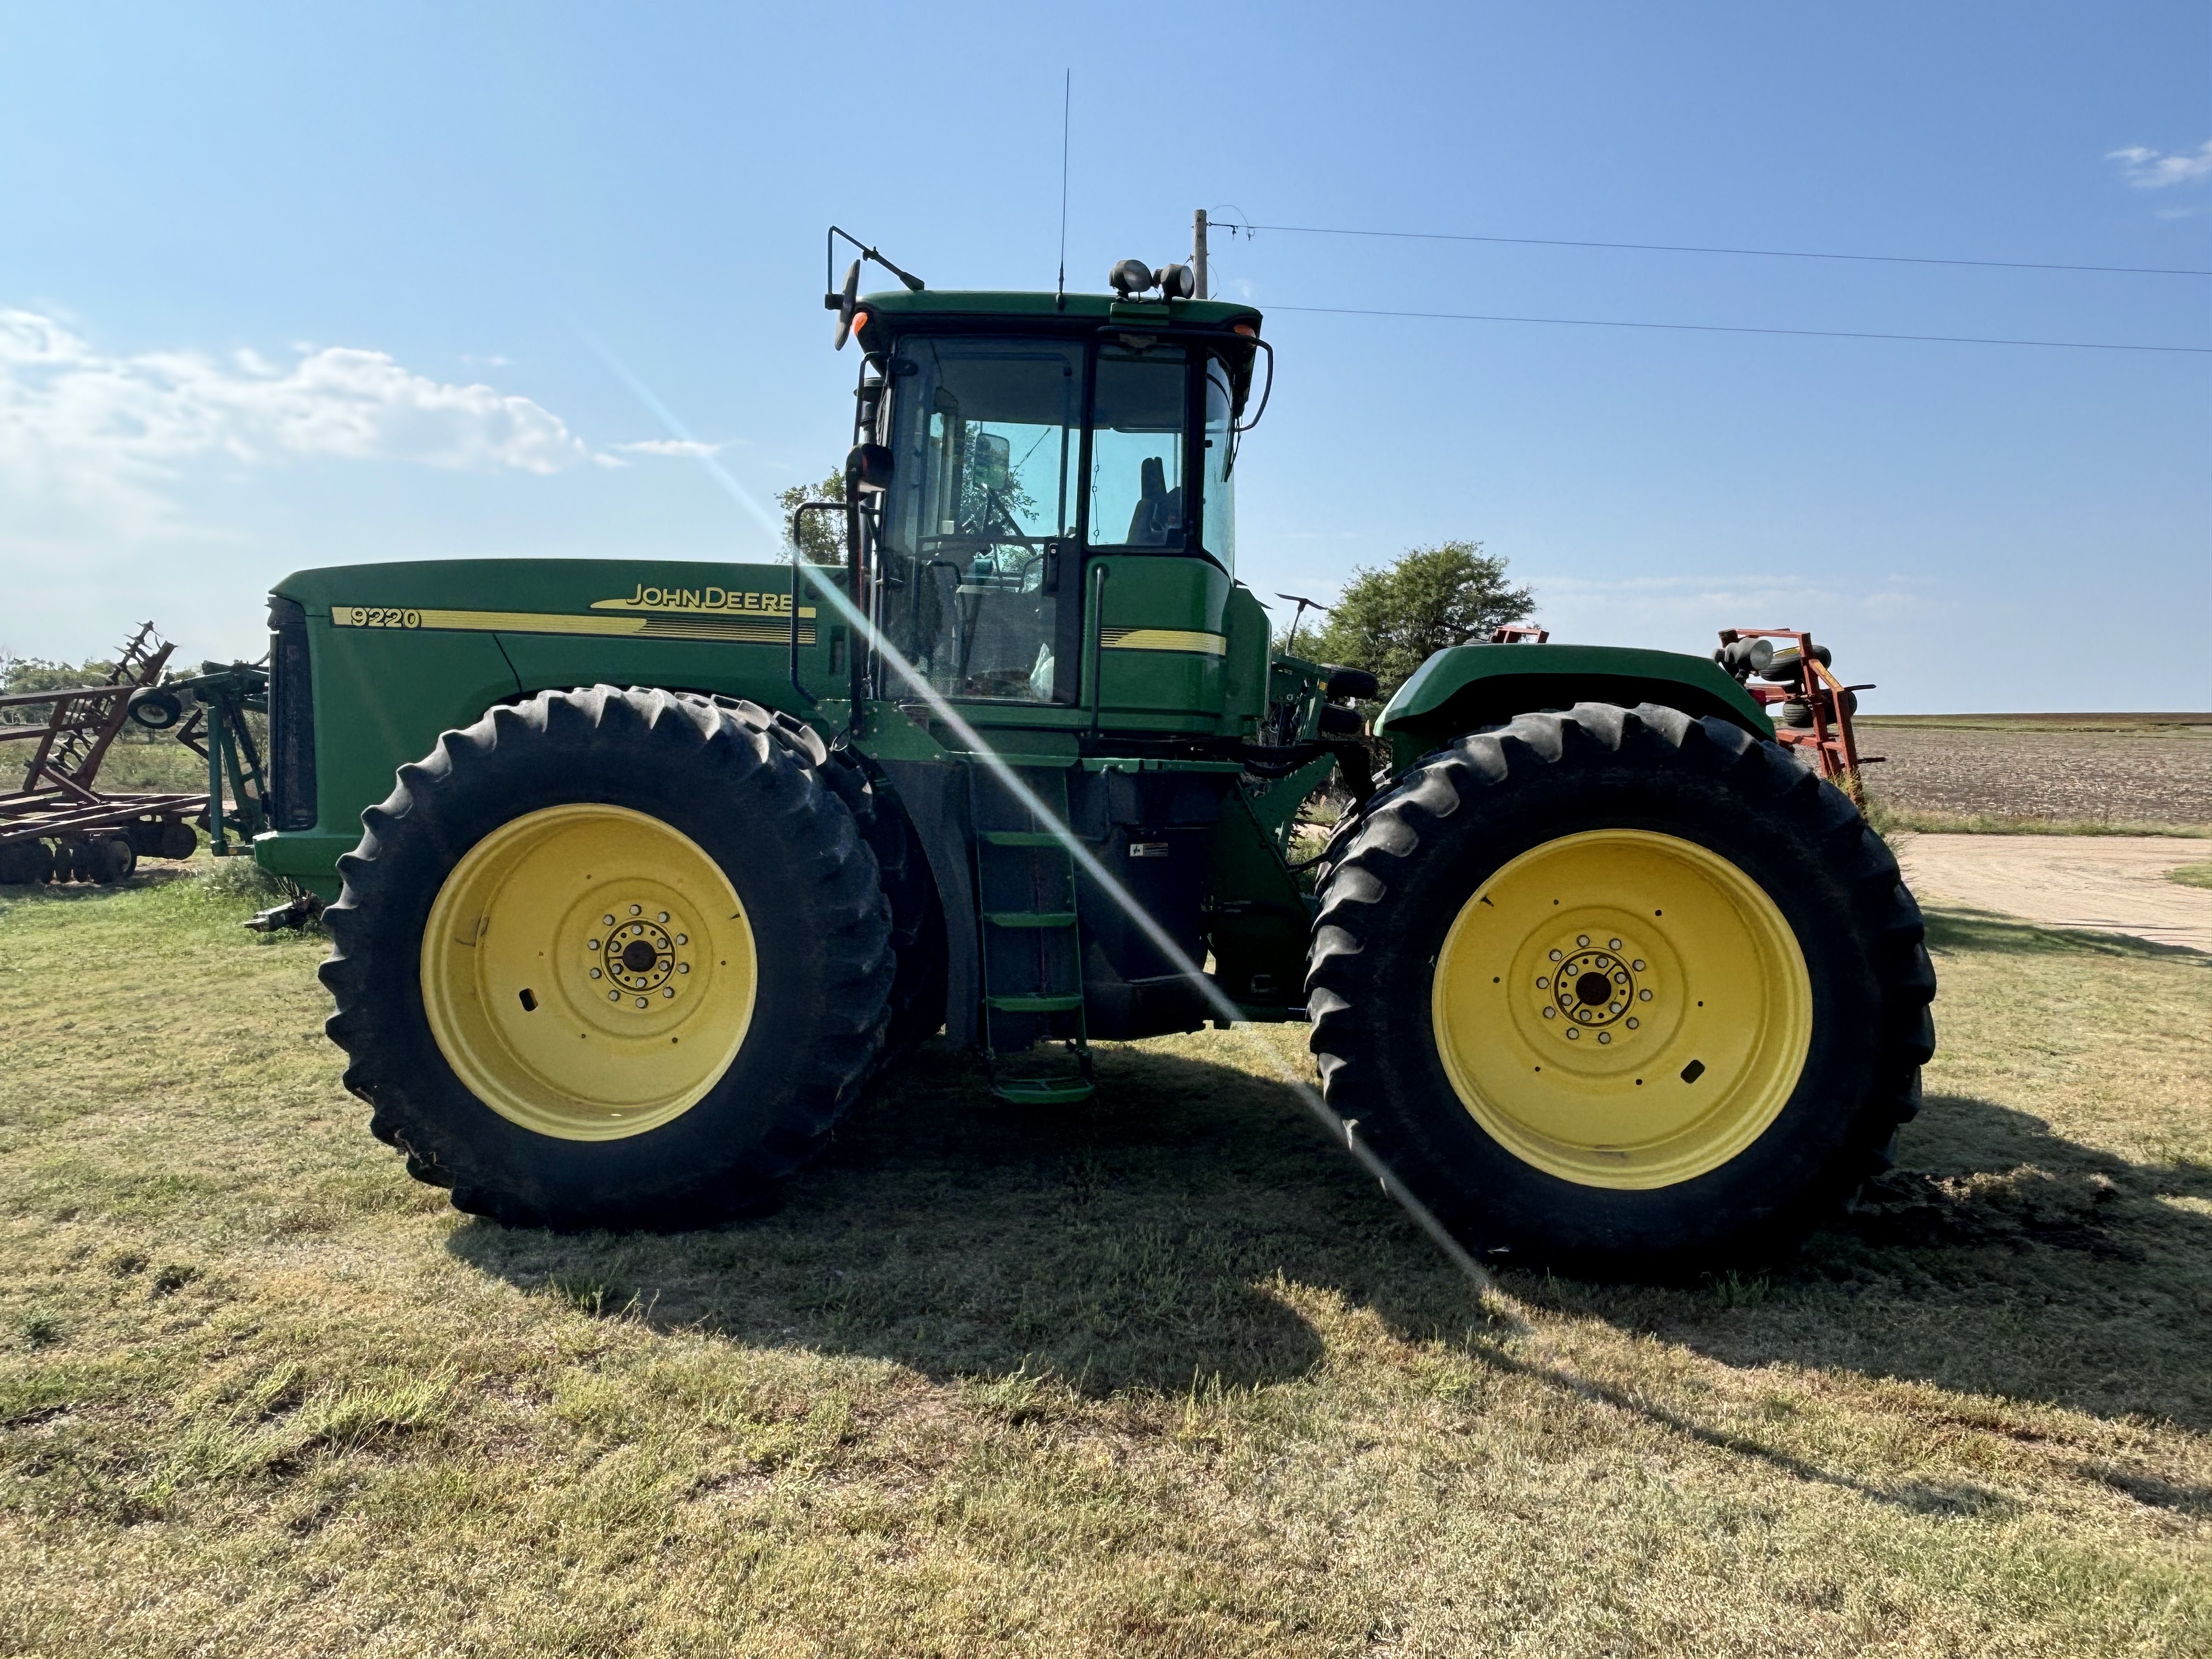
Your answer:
[1,866,2207,1656]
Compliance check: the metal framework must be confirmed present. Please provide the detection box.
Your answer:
[1716,627,1883,802]
[0,624,269,882]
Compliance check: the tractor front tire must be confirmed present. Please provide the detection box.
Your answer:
[1307,703,1934,1277]
[321,686,894,1230]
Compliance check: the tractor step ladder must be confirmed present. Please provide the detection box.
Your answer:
[968,766,1093,1104]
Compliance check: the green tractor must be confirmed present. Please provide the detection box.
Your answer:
[253,242,1934,1275]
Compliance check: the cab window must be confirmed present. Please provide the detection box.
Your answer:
[880,337,1082,701]
[1088,346,1189,550]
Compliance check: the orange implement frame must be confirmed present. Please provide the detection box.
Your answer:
[1716,628,1883,803]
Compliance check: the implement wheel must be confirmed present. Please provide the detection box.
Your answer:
[321,686,894,1229]
[1307,703,1934,1276]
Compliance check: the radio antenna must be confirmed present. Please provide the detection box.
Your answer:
[1056,70,1071,308]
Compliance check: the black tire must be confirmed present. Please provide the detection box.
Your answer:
[90,836,136,884]
[126,687,184,730]
[828,749,947,1065]
[1307,702,1935,1277]
[0,840,50,885]
[320,685,894,1229]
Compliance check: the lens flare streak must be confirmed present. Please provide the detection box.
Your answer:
[584,330,1509,1306]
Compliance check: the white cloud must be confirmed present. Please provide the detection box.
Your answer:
[2107,140,2212,189]
[611,437,725,458]
[0,308,587,527]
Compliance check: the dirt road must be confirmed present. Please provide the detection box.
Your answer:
[1892,833,2211,952]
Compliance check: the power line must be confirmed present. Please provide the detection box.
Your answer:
[1214,221,2212,279]
[1267,303,2211,355]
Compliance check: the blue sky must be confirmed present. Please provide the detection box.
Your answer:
[2,1,2205,711]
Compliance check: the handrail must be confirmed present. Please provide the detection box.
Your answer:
[1084,562,1110,734]
[787,501,846,709]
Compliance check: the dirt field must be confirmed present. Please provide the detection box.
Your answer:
[1855,718,2211,830]
[1894,834,2212,953]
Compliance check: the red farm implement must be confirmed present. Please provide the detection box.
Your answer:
[1712,628,1883,802]
[0,624,268,885]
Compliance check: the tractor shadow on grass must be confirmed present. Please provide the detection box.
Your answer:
[448,1040,1410,1395]
[448,1033,2212,1430]
[1521,1090,2212,1436]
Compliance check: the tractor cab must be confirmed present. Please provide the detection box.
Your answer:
[837,285,1267,716]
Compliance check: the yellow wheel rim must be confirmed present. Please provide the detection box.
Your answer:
[420,804,758,1141]
[1430,828,1811,1189]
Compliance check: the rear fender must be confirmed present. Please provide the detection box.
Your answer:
[1374,643,1773,772]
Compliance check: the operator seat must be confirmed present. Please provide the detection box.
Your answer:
[1124,455,1184,546]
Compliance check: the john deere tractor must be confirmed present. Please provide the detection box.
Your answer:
[253,244,1934,1274]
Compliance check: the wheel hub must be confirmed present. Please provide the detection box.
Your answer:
[583,906,693,1006]
[1535,933,1654,1046]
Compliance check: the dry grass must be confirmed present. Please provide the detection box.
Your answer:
[1859,795,2211,839]
[0,866,2206,1655]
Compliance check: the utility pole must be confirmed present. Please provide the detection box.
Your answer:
[1193,208,1209,300]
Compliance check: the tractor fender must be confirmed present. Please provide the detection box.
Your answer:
[1373,643,1773,771]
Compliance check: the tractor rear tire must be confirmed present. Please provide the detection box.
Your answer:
[320,686,894,1230]
[1307,702,1934,1277]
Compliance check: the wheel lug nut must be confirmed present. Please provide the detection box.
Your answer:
[602,914,615,927]
[676,963,690,975]
[1631,959,1645,972]
[1639,989,1652,1001]
[629,905,641,916]
[675,933,688,945]
[589,968,601,979]
[1577,934,1589,947]
[1598,1032,1611,1044]
[1566,1028,1580,1040]
[1627,1017,1639,1029]
[662,988,674,998]
[1549,950,1562,962]
[1542,1007,1556,1019]
[607,990,619,1001]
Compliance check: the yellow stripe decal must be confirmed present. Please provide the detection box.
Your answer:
[1099,628,1228,656]
[332,605,815,646]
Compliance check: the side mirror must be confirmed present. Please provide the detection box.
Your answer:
[847,442,894,493]
[831,259,862,350]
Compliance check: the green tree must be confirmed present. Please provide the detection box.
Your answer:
[776,472,848,563]
[1306,540,1535,701]
[0,654,119,725]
